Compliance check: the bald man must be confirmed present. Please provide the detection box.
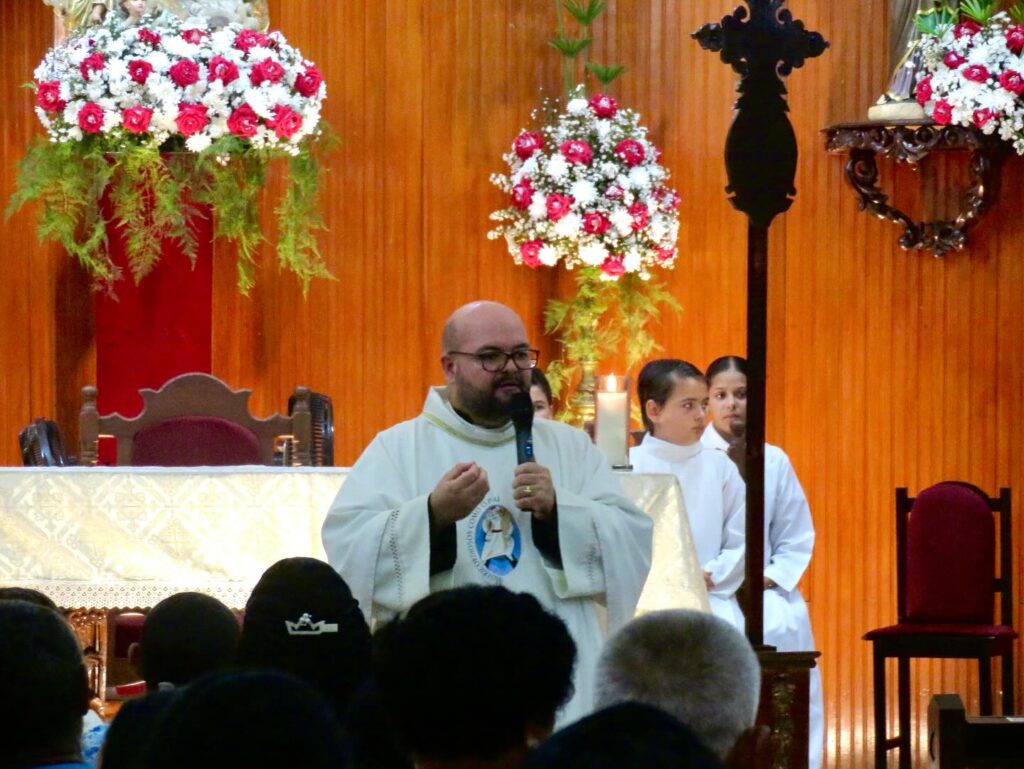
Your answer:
[322,301,653,723]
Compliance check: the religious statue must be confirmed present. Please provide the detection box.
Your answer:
[43,0,268,42]
[43,0,112,43]
[868,0,954,120]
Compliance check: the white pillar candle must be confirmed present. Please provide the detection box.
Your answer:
[595,374,629,467]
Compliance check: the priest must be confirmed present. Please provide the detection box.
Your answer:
[322,300,653,723]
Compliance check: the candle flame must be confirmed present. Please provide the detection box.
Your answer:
[603,374,618,392]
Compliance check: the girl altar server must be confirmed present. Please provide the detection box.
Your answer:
[630,359,746,630]
[702,355,823,769]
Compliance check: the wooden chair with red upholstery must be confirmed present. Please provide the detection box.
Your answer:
[78,372,313,467]
[864,482,1016,769]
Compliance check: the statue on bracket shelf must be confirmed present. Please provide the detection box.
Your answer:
[43,0,268,43]
[868,0,955,121]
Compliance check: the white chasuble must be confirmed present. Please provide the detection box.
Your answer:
[629,435,746,631]
[322,387,654,724]
[701,424,823,769]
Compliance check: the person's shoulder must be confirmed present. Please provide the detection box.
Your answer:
[765,442,794,471]
[535,417,590,443]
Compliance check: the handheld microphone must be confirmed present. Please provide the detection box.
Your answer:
[507,391,535,465]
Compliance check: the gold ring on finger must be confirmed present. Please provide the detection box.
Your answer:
[525,485,533,495]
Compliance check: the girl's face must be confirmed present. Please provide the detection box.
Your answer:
[646,376,708,446]
[124,0,147,19]
[707,368,747,440]
[530,385,553,420]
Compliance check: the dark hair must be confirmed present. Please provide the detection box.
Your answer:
[522,702,725,769]
[145,670,348,769]
[237,557,371,721]
[0,586,58,611]
[0,600,90,765]
[373,585,576,762]
[705,355,747,384]
[637,359,705,433]
[531,367,553,404]
[139,592,239,689]
[100,690,177,769]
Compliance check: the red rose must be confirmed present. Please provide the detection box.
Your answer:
[511,179,535,210]
[588,93,618,118]
[628,202,649,230]
[962,64,989,83]
[36,81,65,112]
[293,65,323,97]
[128,59,153,84]
[250,57,286,86]
[175,103,209,136]
[79,52,105,80]
[582,211,611,235]
[1007,24,1024,54]
[605,185,624,200]
[615,138,645,167]
[999,69,1024,95]
[915,74,932,106]
[560,139,593,165]
[227,103,259,137]
[169,59,200,87]
[519,240,544,269]
[943,51,966,69]
[954,20,982,39]
[268,104,303,138]
[207,56,239,85]
[545,193,574,221]
[122,106,153,134]
[235,29,270,52]
[973,108,997,129]
[655,247,676,263]
[181,28,206,44]
[513,131,544,160]
[138,28,161,45]
[932,99,953,125]
[600,255,625,278]
[77,102,105,133]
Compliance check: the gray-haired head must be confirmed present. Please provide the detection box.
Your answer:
[594,609,761,759]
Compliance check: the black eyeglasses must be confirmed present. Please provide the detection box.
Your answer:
[448,348,540,372]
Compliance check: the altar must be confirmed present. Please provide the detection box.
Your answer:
[0,465,707,611]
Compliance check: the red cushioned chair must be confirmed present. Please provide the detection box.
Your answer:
[78,372,313,467]
[864,482,1015,769]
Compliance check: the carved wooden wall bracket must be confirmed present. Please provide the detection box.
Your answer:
[823,119,1000,256]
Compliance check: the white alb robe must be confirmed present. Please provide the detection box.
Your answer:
[322,387,654,724]
[629,435,746,630]
[701,424,824,769]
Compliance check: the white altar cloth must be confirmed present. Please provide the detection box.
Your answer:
[0,466,708,613]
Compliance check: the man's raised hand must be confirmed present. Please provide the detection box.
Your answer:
[429,462,490,527]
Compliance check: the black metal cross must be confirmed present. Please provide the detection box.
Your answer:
[693,1,827,647]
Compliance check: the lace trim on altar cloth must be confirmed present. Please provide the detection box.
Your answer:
[7,580,257,610]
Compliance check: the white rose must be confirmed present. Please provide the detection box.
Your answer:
[546,153,569,180]
[628,166,651,188]
[610,207,634,236]
[579,241,609,266]
[528,191,547,220]
[538,245,559,266]
[569,179,598,206]
[186,133,213,152]
[623,249,641,273]
[554,213,582,240]
[567,97,588,114]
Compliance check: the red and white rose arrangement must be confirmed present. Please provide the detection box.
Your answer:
[11,9,330,293]
[917,2,1024,154]
[489,89,680,281]
[33,12,325,153]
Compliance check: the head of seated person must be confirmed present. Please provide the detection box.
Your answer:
[0,586,59,611]
[530,368,554,420]
[0,599,92,769]
[522,702,725,769]
[143,670,348,769]
[236,557,372,721]
[594,609,763,763]
[131,592,240,692]
[98,689,177,769]
[373,585,576,769]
